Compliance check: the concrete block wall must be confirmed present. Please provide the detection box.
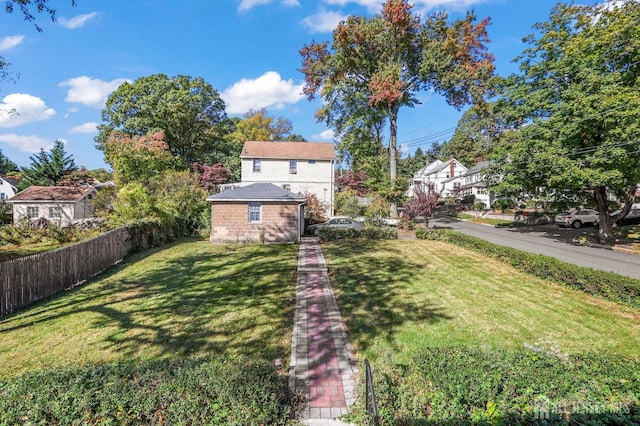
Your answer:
[210,202,301,243]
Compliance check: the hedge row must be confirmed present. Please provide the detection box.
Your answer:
[416,228,640,309]
[0,356,301,425]
[352,347,640,425]
[316,225,398,242]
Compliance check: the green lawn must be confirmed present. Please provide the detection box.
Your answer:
[323,239,639,360]
[323,239,639,424]
[0,240,298,380]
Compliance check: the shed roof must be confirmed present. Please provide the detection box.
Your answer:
[9,186,96,202]
[206,183,306,202]
[240,141,335,160]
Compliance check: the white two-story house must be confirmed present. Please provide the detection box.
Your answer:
[408,157,468,199]
[237,141,336,213]
[461,160,495,209]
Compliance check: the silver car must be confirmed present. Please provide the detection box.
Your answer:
[555,209,599,228]
[307,217,364,235]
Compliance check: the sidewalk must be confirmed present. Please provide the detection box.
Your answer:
[290,237,357,424]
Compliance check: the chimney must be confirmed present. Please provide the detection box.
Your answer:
[449,157,455,178]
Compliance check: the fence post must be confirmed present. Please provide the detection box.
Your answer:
[365,359,379,426]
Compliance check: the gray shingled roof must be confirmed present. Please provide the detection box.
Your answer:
[462,160,494,177]
[206,183,306,202]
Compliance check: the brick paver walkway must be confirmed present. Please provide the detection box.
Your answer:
[290,237,357,422]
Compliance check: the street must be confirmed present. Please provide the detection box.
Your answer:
[430,218,640,281]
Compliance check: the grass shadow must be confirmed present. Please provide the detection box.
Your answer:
[0,241,298,378]
[322,239,452,353]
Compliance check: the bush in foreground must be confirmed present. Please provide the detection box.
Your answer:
[316,224,397,242]
[348,347,640,425]
[0,356,301,425]
[416,228,640,309]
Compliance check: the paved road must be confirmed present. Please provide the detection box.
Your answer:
[430,219,640,280]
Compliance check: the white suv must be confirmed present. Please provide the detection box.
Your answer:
[555,209,599,228]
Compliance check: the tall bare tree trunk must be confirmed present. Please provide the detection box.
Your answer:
[594,186,615,246]
[389,104,399,217]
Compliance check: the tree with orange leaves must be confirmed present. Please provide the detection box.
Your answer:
[300,0,494,216]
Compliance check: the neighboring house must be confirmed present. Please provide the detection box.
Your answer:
[408,157,468,198]
[9,186,97,226]
[0,176,19,201]
[234,141,336,214]
[460,160,496,209]
[206,183,306,243]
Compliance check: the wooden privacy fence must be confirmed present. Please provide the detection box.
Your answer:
[0,227,131,316]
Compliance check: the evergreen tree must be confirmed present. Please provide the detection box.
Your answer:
[20,140,78,188]
[0,149,18,175]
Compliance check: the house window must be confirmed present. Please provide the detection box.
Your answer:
[49,206,62,219]
[27,206,39,219]
[282,184,291,191]
[253,159,261,172]
[308,160,316,164]
[0,193,5,201]
[289,159,297,174]
[248,202,262,223]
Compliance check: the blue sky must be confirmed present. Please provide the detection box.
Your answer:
[0,0,564,171]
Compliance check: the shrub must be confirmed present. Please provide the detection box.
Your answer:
[417,229,640,309]
[361,224,397,240]
[349,347,640,424]
[316,224,397,242]
[334,188,362,218]
[0,356,301,425]
[473,202,486,211]
[0,221,101,247]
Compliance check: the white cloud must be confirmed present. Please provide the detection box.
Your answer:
[58,12,99,29]
[221,71,305,114]
[312,129,335,140]
[303,10,348,33]
[238,0,300,12]
[58,76,130,108]
[0,35,25,52]
[0,133,53,153]
[0,94,56,128]
[69,122,98,134]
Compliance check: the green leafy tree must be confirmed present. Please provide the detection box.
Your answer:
[149,170,208,233]
[226,108,304,143]
[300,0,494,216]
[334,188,362,218]
[0,149,18,174]
[103,131,181,186]
[20,140,77,188]
[108,182,160,227]
[493,1,640,245]
[223,109,306,180]
[97,74,231,165]
[440,105,500,167]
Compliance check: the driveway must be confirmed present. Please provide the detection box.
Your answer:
[429,218,640,280]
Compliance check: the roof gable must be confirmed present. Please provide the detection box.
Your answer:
[463,160,494,176]
[9,186,96,202]
[0,176,20,188]
[206,183,306,202]
[240,141,335,160]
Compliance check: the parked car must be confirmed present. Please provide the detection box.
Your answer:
[611,208,640,226]
[307,217,364,235]
[555,209,599,228]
